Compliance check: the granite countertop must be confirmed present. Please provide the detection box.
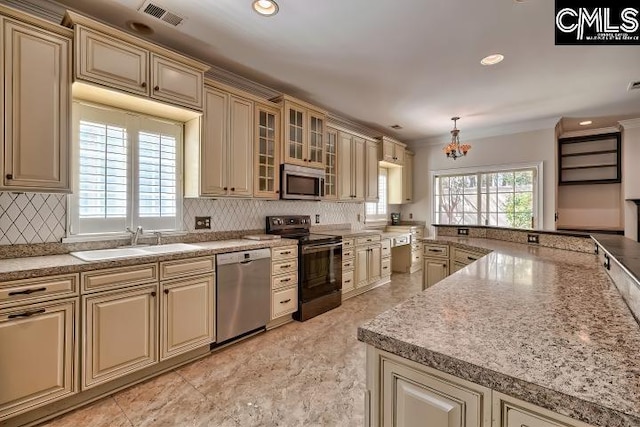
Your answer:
[358,236,640,427]
[0,238,297,283]
[592,234,640,285]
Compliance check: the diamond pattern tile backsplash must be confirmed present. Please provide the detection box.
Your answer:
[183,199,365,232]
[0,193,66,245]
[0,192,364,246]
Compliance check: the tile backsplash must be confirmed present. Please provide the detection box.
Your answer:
[0,192,364,246]
[0,193,66,245]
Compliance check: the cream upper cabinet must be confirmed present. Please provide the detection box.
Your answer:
[65,12,208,110]
[75,26,148,96]
[1,18,71,193]
[150,53,203,109]
[365,139,379,202]
[338,131,366,201]
[379,136,406,167]
[185,86,253,197]
[274,95,326,169]
[160,274,215,360]
[82,285,158,389]
[389,150,414,204]
[324,128,338,199]
[254,102,281,199]
[0,299,77,421]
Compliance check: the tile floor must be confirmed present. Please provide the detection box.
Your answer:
[41,273,422,427]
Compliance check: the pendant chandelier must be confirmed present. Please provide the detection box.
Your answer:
[443,117,471,160]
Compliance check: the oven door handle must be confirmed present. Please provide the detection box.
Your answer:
[302,242,342,253]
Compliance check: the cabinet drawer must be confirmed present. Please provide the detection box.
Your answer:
[423,243,449,259]
[381,243,391,258]
[495,392,595,427]
[342,270,355,292]
[82,263,158,293]
[272,259,298,276]
[343,248,354,259]
[342,238,355,249]
[272,272,297,290]
[453,248,484,265]
[272,286,297,319]
[272,245,298,261]
[160,256,214,281]
[343,258,355,271]
[0,274,78,307]
[356,235,381,246]
[381,258,391,277]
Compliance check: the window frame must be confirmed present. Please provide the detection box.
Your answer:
[365,167,389,223]
[66,101,184,240]
[431,162,543,229]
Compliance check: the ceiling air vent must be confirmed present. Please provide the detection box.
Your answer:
[139,1,184,27]
[390,124,403,130]
[628,81,640,91]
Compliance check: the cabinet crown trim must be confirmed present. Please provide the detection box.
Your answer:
[269,94,327,115]
[62,11,210,72]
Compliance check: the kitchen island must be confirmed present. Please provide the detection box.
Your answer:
[358,237,640,427]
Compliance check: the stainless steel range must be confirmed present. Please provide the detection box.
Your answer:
[266,216,342,321]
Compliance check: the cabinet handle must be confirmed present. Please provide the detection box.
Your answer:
[406,198,410,201]
[223,187,228,191]
[604,254,611,270]
[428,249,442,252]
[280,264,291,269]
[281,251,291,255]
[5,174,12,180]
[8,287,47,296]
[467,256,477,261]
[281,278,291,283]
[276,190,280,194]
[231,187,235,191]
[151,291,157,297]
[141,82,147,88]
[345,279,351,284]
[303,158,308,162]
[154,85,160,91]
[594,245,599,255]
[280,298,292,304]
[8,308,45,319]
[164,289,169,294]
[442,264,447,268]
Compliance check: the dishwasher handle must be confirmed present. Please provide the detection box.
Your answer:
[302,242,342,254]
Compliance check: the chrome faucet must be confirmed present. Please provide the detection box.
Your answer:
[126,226,143,246]
[153,231,163,245]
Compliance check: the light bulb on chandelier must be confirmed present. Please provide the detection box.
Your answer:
[443,117,471,160]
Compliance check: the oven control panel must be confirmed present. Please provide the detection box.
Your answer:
[267,216,311,231]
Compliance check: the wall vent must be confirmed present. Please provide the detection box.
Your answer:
[390,124,403,130]
[138,1,184,27]
[628,81,640,91]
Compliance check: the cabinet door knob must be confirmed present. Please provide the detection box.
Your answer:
[141,82,147,88]
[442,264,447,267]
[151,291,157,297]
[276,190,279,194]
[164,289,169,294]
[154,85,160,91]
[6,174,12,180]
[223,187,228,191]
[303,159,308,162]
[231,187,235,191]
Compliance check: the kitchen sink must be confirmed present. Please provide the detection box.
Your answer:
[139,243,201,254]
[70,243,201,261]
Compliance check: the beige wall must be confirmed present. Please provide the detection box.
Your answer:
[621,119,640,240]
[401,128,557,232]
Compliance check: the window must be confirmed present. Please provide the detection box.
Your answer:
[69,102,183,236]
[366,168,388,221]
[434,165,539,229]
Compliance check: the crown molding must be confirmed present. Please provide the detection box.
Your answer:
[205,65,280,100]
[560,125,622,138]
[618,118,640,129]
[1,0,66,22]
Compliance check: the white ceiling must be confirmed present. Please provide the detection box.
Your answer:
[48,0,640,141]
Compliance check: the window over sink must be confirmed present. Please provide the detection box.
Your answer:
[68,102,183,237]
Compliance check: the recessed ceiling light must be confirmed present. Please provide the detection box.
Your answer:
[127,21,154,35]
[252,0,279,16]
[579,120,593,126]
[480,54,504,66]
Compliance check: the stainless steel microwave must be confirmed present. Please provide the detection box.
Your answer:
[280,164,325,201]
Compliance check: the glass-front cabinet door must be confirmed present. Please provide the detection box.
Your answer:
[284,101,306,166]
[254,103,280,199]
[325,128,338,199]
[307,111,324,168]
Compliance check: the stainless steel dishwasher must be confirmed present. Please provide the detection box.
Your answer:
[216,248,271,343]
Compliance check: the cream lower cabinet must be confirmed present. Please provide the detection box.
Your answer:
[424,258,449,290]
[270,245,298,321]
[2,17,71,193]
[493,391,594,427]
[356,240,382,288]
[371,348,490,427]
[82,284,158,389]
[0,299,78,421]
[381,238,391,279]
[342,238,356,294]
[160,274,215,360]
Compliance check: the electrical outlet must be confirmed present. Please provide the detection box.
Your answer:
[315,214,320,224]
[195,216,211,229]
[527,233,540,244]
[458,228,469,236]
[357,213,361,222]
[409,213,413,219]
